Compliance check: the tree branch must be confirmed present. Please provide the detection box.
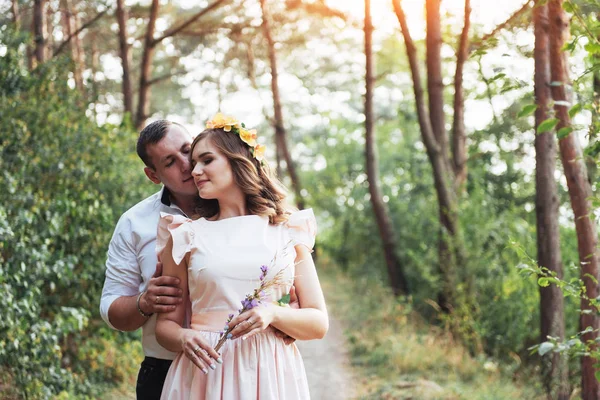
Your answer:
[152,0,227,46]
[53,8,109,57]
[469,0,532,54]
[451,0,471,188]
[391,0,439,154]
[147,69,189,86]
[285,0,347,20]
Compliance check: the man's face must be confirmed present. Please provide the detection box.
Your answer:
[144,125,197,198]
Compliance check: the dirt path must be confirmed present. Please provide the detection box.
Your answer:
[297,316,356,399]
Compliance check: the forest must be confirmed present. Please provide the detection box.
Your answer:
[1,0,599,398]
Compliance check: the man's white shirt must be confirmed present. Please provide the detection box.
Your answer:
[100,187,185,360]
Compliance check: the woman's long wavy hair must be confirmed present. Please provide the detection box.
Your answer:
[190,128,293,224]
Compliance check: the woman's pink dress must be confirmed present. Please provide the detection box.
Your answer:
[156,210,316,400]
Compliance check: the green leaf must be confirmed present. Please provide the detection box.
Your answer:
[278,293,291,305]
[557,126,574,139]
[538,341,554,356]
[538,277,550,287]
[584,42,600,55]
[517,104,537,118]
[563,1,574,13]
[595,370,600,384]
[569,103,583,119]
[537,118,559,134]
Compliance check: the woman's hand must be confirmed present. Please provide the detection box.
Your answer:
[180,329,222,374]
[228,305,276,341]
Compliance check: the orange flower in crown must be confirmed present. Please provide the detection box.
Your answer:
[239,128,258,147]
[205,113,266,163]
[253,144,266,161]
[206,112,241,132]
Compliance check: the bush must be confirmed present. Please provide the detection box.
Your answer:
[0,27,150,398]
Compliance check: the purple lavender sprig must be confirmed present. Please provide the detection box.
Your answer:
[214,250,292,353]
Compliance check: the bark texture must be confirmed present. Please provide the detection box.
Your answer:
[11,0,20,29]
[116,0,133,116]
[60,0,84,90]
[548,1,600,398]
[135,0,159,130]
[452,0,470,189]
[33,0,46,63]
[533,4,569,399]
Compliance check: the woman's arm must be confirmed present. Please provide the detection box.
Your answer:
[155,237,221,372]
[229,244,329,341]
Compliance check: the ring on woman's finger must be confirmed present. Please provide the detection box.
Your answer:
[193,346,201,354]
[246,318,253,325]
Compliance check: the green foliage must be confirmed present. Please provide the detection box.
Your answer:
[513,241,600,366]
[320,261,543,399]
[537,117,559,134]
[517,104,537,118]
[0,27,151,398]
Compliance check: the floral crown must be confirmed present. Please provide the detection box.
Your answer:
[206,113,266,162]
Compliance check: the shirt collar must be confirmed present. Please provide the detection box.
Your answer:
[159,186,187,216]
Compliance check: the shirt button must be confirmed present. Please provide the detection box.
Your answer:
[189,231,195,236]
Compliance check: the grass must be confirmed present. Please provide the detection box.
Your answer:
[318,258,544,399]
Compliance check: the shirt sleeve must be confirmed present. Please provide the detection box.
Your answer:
[286,208,317,251]
[99,215,140,331]
[156,212,194,265]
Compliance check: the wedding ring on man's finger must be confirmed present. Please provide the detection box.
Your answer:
[156,296,161,304]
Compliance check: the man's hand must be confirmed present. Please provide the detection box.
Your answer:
[273,286,299,345]
[139,262,183,315]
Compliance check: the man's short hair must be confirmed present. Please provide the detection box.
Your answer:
[137,120,185,168]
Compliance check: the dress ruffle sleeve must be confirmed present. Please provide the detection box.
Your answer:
[285,208,317,251]
[156,212,194,265]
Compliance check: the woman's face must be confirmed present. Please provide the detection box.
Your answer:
[190,138,236,199]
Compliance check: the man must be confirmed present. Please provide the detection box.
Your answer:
[100,120,196,399]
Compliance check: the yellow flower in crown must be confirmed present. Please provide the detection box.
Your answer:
[253,144,266,161]
[206,112,240,132]
[239,128,257,147]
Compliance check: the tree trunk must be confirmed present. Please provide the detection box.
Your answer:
[548,1,600,398]
[90,33,99,118]
[45,1,54,52]
[426,0,448,156]
[135,0,159,130]
[72,9,85,87]
[364,0,408,296]
[451,0,470,189]
[259,0,305,210]
[393,0,460,312]
[533,4,569,399]
[11,0,20,29]
[134,0,226,130]
[33,0,46,64]
[60,0,83,90]
[116,0,134,118]
[588,12,599,184]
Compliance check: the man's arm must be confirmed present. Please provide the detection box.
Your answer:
[107,263,182,331]
[100,217,182,332]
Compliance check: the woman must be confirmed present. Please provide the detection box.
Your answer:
[155,113,328,399]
